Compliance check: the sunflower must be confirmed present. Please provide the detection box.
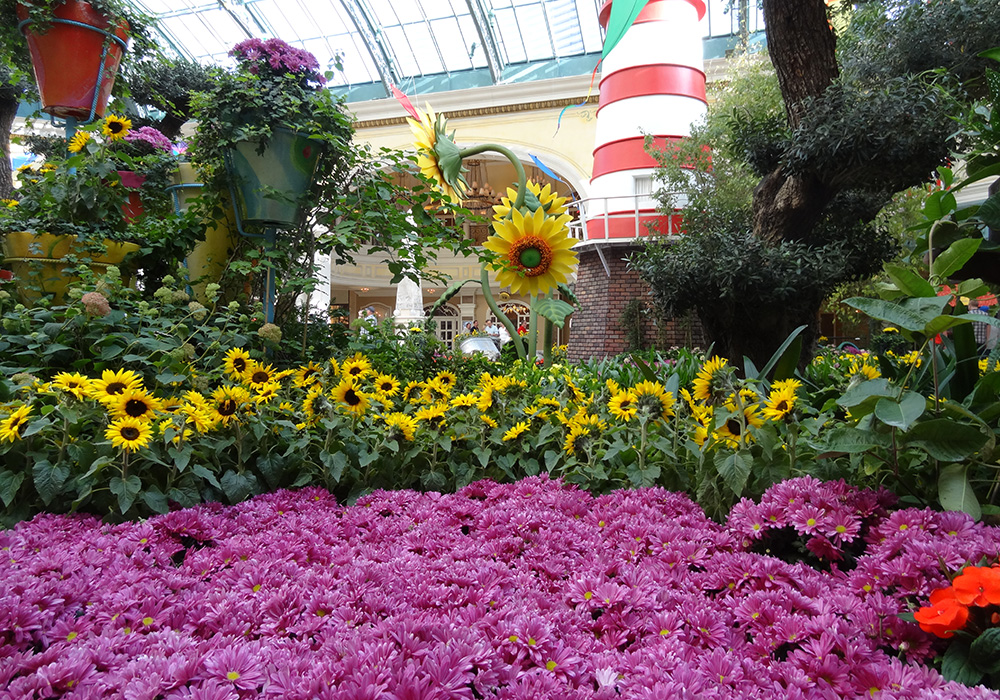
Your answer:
[432,370,458,392]
[105,417,152,451]
[492,180,569,220]
[370,374,399,399]
[210,385,251,424]
[714,400,764,447]
[481,414,498,429]
[415,403,448,430]
[102,114,132,141]
[181,404,216,433]
[0,405,32,443]
[51,372,92,401]
[608,390,639,422]
[450,393,478,408]
[223,348,252,380]
[292,362,323,388]
[302,386,331,420]
[158,418,192,445]
[341,353,372,381]
[89,369,143,405]
[761,379,801,422]
[403,380,426,404]
[563,424,594,457]
[633,381,675,421]
[243,360,277,388]
[848,359,881,381]
[331,379,369,417]
[484,206,577,297]
[253,382,282,404]
[67,131,91,153]
[423,378,453,403]
[112,388,163,421]
[692,356,731,405]
[383,412,418,442]
[407,104,466,203]
[503,421,531,441]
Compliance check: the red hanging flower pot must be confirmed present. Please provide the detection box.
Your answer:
[17,0,131,120]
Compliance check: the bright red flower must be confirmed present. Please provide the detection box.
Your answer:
[914,587,969,638]
[952,566,1000,607]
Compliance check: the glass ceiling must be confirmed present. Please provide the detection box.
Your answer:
[131,0,763,101]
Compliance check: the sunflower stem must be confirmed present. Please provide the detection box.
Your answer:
[458,144,527,210]
[542,319,554,368]
[479,267,525,360]
[528,295,538,361]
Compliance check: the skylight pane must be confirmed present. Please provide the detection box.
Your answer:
[458,15,490,69]
[491,6,527,64]
[431,18,472,71]
[384,25,420,77]
[516,5,552,61]
[405,22,444,76]
[547,0,584,56]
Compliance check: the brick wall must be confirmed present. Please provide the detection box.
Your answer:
[568,246,705,362]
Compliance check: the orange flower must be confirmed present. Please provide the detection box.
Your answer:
[914,586,969,638]
[952,566,1000,607]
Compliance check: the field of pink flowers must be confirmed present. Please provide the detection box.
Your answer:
[3,476,1000,699]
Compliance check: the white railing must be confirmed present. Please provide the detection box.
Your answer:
[566,192,684,242]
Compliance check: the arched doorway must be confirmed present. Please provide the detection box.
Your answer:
[424,303,460,345]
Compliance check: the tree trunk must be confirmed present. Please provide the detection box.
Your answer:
[0,94,17,200]
[761,0,839,127]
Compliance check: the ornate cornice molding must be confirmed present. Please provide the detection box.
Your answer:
[353,94,600,129]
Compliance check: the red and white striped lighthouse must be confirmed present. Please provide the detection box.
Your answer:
[585,0,708,241]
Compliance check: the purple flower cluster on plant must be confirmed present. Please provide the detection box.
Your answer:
[2,477,999,699]
[123,126,173,155]
[230,38,324,86]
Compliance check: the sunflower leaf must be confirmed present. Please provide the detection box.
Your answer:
[534,298,575,327]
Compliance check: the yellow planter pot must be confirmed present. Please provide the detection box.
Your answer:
[172,163,239,303]
[1,232,139,305]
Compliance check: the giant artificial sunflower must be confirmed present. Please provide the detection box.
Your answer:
[484,206,577,298]
[331,379,369,417]
[105,416,152,452]
[761,379,802,422]
[102,114,132,141]
[407,104,467,203]
[89,369,144,405]
[492,180,569,220]
[0,405,32,443]
[112,388,163,422]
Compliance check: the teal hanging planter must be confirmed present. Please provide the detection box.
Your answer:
[225,128,323,228]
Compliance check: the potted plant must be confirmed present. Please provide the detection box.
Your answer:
[0,115,140,302]
[1,0,154,121]
[189,38,353,229]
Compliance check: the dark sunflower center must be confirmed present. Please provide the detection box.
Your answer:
[507,235,553,276]
[251,371,269,384]
[233,358,247,373]
[774,400,788,412]
[11,417,23,430]
[349,367,362,376]
[726,419,742,435]
[125,399,149,417]
[218,399,238,416]
[121,426,140,440]
[380,382,392,391]
[107,382,126,395]
[345,389,361,406]
[620,399,633,409]
[108,121,124,134]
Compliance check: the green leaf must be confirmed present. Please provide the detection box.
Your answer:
[321,450,347,483]
[843,297,948,332]
[942,639,983,686]
[978,192,1000,230]
[874,392,926,430]
[141,488,170,515]
[923,189,958,221]
[0,470,25,507]
[938,463,982,520]
[191,464,222,489]
[427,279,475,317]
[932,238,982,280]
[357,448,379,468]
[884,264,935,298]
[630,353,658,383]
[838,378,895,408]
[108,474,142,514]
[903,420,988,461]
[32,460,68,506]
[970,628,1000,675]
[472,446,491,468]
[820,426,888,454]
[756,325,806,382]
[219,470,256,503]
[555,282,578,306]
[533,298,575,328]
[715,451,752,497]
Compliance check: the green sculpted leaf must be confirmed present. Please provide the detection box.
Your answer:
[533,298,575,327]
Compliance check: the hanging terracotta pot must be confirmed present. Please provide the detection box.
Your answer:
[225,128,323,228]
[17,0,130,120]
[1,231,139,305]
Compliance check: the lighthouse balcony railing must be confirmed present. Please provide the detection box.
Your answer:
[566,193,684,243]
